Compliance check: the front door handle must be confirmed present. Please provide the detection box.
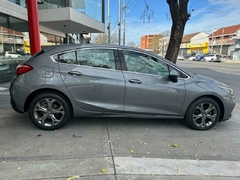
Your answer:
[68,71,83,76]
[129,79,142,84]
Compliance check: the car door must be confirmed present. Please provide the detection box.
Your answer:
[57,48,125,113]
[120,50,186,115]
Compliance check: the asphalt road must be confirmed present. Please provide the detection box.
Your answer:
[1,61,240,179]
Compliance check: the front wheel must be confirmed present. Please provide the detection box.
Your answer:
[185,97,220,130]
[29,92,72,130]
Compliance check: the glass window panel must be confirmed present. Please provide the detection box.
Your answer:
[59,51,76,64]
[123,51,169,76]
[8,0,26,8]
[37,0,66,10]
[76,49,115,69]
[72,0,103,22]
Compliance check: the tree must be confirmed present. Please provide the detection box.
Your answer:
[92,32,119,45]
[165,0,191,63]
[127,41,136,47]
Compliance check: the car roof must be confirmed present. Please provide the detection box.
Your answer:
[41,44,151,55]
[40,43,179,68]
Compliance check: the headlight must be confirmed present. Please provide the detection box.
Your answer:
[219,86,234,96]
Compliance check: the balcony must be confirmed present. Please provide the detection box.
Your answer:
[3,37,24,44]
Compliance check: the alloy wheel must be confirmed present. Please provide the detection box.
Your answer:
[33,98,65,127]
[192,102,217,128]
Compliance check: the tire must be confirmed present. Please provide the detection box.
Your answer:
[185,97,220,130]
[29,92,72,130]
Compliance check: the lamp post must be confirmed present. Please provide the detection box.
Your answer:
[211,28,214,53]
[212,8,225,55]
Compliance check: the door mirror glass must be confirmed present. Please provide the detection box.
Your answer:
[169,69,179,83]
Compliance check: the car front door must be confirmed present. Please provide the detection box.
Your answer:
[120,50,186,115]
[57,48,125,113]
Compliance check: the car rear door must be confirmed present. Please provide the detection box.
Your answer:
[120,49,186,116]
[57,47,125,113]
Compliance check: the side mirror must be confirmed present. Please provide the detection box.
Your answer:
[169,69,179,83]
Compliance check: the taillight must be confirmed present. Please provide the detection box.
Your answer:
[16,64,33,75]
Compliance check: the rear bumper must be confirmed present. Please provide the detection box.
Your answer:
[9,78,25,114]
[10,96,24,113]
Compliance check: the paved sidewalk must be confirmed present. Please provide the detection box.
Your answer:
[219,58,240,64]
[1,84,240,180]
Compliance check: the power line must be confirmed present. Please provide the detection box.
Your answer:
[111,0,140,34]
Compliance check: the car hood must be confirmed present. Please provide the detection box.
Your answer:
[186,70,229,87]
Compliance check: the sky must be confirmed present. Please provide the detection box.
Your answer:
[105,0,240,46]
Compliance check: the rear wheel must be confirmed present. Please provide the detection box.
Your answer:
[29,92,72,130]
[185,97,220,130]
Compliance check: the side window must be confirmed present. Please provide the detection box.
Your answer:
[76,49,116,70]
[58,51,76,64]
[123,51,169,76]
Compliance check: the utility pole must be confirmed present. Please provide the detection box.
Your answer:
[211,29,214,53]
[118,0,121,45]
[107,0,111,44]
[1,27,4,54]
[123,0,126,46]
[211,8,225,54]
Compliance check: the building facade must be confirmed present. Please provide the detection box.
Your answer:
[158,36,170,57]
[140,34,162,52]
[0,0,105,53]
[0,26,24,53]
[179,32,209,56]
[228,29,240,60]
[208,24,240,55]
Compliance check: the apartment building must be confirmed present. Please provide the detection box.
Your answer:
[209,24,240,55]
[140,34,163,53]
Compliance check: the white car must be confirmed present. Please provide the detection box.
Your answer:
[188,56,197,61]
[203,54,221,62]
[4,51,22,59]
[177,55,184,60]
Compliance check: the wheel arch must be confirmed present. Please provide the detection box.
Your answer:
[24,88,73,115]
[185,95,224,120]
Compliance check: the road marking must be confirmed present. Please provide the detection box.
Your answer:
[115,157,240,177]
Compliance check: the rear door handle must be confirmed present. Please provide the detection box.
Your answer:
[68,71,83,76]
[129,79,142,84]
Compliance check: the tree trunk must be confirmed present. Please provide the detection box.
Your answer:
[165,0,190,64]
[166,20,185,63]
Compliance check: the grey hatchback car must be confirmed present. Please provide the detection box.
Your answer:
[10,44,235,130]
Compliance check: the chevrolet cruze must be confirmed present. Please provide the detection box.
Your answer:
[10,44,235,130]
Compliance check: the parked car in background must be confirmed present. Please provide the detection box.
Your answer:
[177,55,184,60]
[16,51,31,59]
[10,44,235,131]
[4,51,22,59]
[196,54,205,61]
[188,55,197,61]
[203,54,221,62]
[184,53,195,60]
[0,56,10,71]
